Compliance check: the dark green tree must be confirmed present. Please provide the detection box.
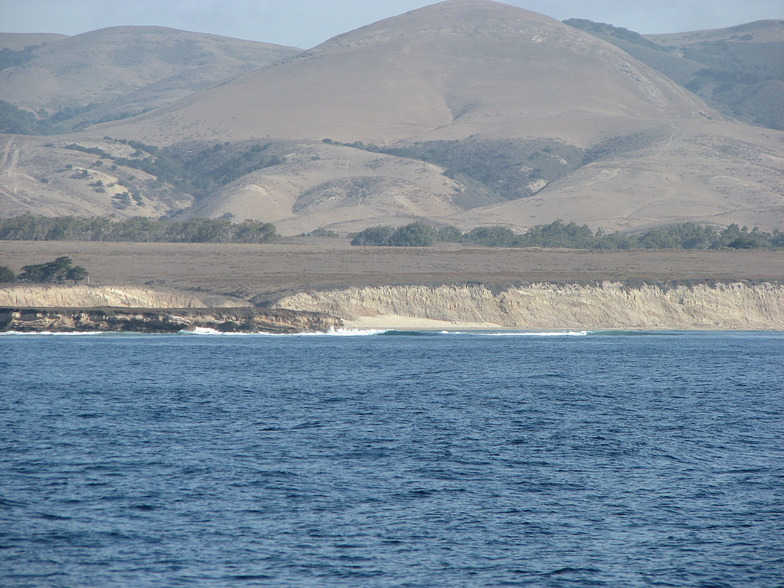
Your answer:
[465,226,519,247]
[388,223,437,247]
[18,256,87,283]
[0,265,16,282]
[437,226,463,242]
[519,220,596,248]
[351,226,395,246]
[0,99,40,134]
[65,265,89,283]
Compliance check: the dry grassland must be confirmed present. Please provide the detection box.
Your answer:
[2,239,782,305]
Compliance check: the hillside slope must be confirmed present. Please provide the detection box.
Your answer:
[0,33,67,51]
[0,27,301,130]
[0,0,782,234]
[566,19,784,130]
[96,0,711,146]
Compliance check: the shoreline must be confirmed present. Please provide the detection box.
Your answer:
[0,306,341,334]
[3,325,781,336]
[2,242,782,333]
[343,315,505,331]
[3,277,784,333]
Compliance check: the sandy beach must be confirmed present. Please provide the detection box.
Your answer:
[343,315,505,331]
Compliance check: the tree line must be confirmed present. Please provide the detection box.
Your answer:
[0,256,88,284]
[351,221,784,249]
[0,215,278,244]
[2,215,780,249]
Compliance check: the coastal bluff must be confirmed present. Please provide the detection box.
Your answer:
[274,281,784,331]
[0,285,248,309]
[2,280,783,332]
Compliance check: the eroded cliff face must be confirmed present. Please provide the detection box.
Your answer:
[0,285,250,309]
[274,282,784,330]
[0,307,342,334]
[4,281,782,332]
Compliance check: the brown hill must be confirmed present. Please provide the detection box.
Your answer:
[454,119,784,232]
[0,26,301,124]
[1,0,782,234]
[0,135,193,219]
[647,19,784,46]
[645,20,784,130]
[0,33,67,50]
[97,0,711,147]
[177,140,469,235]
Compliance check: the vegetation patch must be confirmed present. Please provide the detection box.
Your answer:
[351,221,784,250]
[0,44,42,71]
[327,137,584,205]
[0,215,278,244]
[351,223,438,247]
[64,139,287,200]
[1,256,88,284]
[566,18,784,129]
[0,99,105,135]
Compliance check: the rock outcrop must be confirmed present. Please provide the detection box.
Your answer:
[0,307,342,334]
[274,281,784,330]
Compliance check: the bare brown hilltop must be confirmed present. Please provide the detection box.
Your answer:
[0,27,301,119]
[97,0,711,146]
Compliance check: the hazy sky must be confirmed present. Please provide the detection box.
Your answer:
[2,0,782,48]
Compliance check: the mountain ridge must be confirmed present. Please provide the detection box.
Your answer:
[0,0,781,235]
[0,26,302,130]
[566,17,784,130]
[94,0,715,147]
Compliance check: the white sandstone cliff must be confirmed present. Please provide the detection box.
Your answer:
[0,285,236,308]
[274,282,784,330]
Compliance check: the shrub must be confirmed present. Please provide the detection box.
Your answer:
[0,265,16,282]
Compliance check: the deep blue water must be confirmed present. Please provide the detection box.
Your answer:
[1,330,783,587]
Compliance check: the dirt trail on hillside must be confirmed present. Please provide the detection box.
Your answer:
[2,138,16,177]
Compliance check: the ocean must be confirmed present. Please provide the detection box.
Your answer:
[2,330,783,587]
